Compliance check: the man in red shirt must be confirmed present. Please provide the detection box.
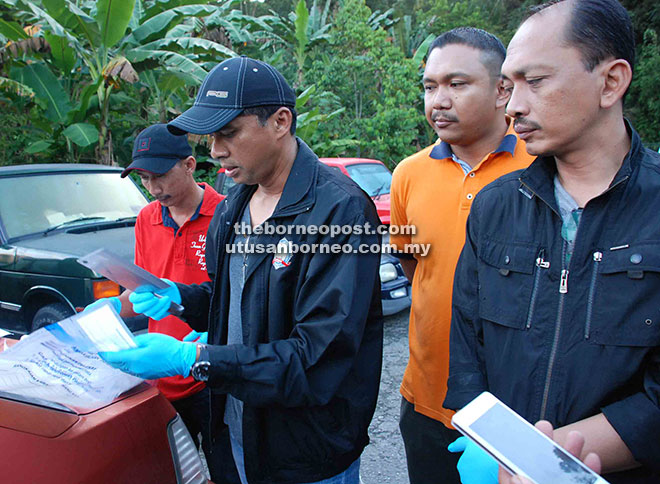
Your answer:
[111,124,231,481]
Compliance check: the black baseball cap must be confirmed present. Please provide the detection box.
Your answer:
[121,124,193,178]
[167,56,296,136]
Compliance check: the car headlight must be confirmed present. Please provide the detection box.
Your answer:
[380,262,398,282]
[167,414,208,484]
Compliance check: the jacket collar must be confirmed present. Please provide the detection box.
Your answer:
[429,118,518,160]
[273,138,317,216]
[519,119,641,210]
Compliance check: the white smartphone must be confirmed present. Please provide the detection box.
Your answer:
[451,392,610,484]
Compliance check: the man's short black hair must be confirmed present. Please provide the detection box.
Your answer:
[529,0,635,74]
[427,27,506,81]
[241,105,297,135]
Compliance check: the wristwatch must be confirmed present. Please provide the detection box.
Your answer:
[191,344,211,382]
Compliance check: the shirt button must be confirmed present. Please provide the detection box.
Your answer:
[469,172,475,178]
[467,193,473,200]
[630,253,642,264]
[504,255,510,264]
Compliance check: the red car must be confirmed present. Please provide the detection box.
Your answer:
[319,158,392,225]
[0,336,210,484]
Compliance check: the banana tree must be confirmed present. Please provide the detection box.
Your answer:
[8,0,241,164]
[261,0,332,87]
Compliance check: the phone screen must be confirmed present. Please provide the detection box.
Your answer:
[470,403,598,484]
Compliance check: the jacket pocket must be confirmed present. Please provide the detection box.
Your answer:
[587,243,660,346]
[477,240,541,329]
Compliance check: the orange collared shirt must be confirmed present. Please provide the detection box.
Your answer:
[390,121,533,426]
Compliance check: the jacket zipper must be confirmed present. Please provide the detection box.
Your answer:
[539,240,568,420]
[584,251,602,339]
[520,174,629,421]
[526,249,549,329]
[243,234,251,284]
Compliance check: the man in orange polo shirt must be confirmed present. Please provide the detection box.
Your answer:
[390,28,533,484]
[111,124,233,482]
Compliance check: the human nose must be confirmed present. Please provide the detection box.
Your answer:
[210,135,228,160]
[431,87,452,110]
[144,178,161,197]
[506,84,529,119]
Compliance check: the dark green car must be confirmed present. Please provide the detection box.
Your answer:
[0,164,149,334]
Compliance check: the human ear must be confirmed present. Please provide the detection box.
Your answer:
[600,59,632,109]
[182,156,196,174]
[272,107,293,138]
[495,78,512,109]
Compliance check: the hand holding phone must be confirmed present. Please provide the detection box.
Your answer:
[452,392,608,484]
[499,421,602,484]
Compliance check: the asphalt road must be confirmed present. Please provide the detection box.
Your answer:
[361,308,411,484]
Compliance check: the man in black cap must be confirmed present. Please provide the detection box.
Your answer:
[94,123,227,480]
[100,57,384,484]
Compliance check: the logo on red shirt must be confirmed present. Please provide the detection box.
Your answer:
[190,234,207,271]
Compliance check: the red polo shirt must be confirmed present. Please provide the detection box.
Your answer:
[134,182,223,401]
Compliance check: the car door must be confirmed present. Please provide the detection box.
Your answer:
[0,233,21,331]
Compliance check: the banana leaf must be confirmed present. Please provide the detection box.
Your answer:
[127,5,217,44]
[139,36,236,59]
[96,0,136,48]
[126,48,207,83]
[10,63,71,123]
[44,32,76,73]
[0,20,29,41]
[63,122,98,147]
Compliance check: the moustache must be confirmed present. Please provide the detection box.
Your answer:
[431,113,459,123]
[513,118,542,131]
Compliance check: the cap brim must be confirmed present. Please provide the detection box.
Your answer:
[120,157,179,178]
[167,105,242,135]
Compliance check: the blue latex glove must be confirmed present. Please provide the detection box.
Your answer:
[98,333,198,379]
[183,330,208,344]
[129,278,181,320]
[84,296,121,314]
[448,437,499,484]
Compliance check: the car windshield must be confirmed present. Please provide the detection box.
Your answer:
[345,163,392,197]
[0,172,147,239]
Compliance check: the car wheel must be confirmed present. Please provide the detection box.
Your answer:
[32,303,74,331]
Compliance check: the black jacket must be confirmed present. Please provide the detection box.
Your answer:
[444,125,660,483]
[178,139,383,484]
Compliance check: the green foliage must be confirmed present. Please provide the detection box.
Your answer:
[295,84,347,150]
[0,19,29,40]
[1,0,660,168]
[307,0,425,168]
[0,0,271,165]
[97,0,136,47]
[0,92,49,165]
[62,122,99,147]
[10,62,71,123]
[414,0,513,43]
[627,28,660,145]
